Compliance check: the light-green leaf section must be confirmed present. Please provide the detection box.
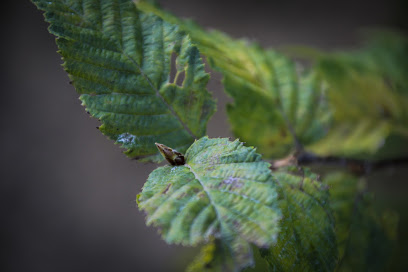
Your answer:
[138,137,281,271]
[186,240,270,272]
[186,239,244,272]
[308,33,408,160]
[33,0,216,162]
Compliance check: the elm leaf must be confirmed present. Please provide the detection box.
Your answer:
[32,0,216,162]
[138,137,281,270]
[324,172,398,271]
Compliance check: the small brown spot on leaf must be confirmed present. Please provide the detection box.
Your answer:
[177,192,187,199]
[280,127,287,137]
[197,192,206,198]
[162,183,172,194]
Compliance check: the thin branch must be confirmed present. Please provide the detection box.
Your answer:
[270,154,298,170]
[270,151,408,174]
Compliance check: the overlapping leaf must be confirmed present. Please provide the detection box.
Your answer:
[33,0,216,162]
[324,172,398,271]
[137,1,332,159]
[138,137,281,270]
[138,2,408,160]
[257,167,338,271]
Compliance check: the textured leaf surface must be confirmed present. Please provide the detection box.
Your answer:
[324,172,398,271]
[33,0,216,162]
[258,167,338,272]
[138,137,281,270]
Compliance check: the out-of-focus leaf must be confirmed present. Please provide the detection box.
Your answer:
[187,240,270,272]
[310,36,408,159]
[138,137,281,271]
[138,2,408,160]
[258,167,338,271]
[186,239,236,272]
[324,172,398,271]
[354,30,408,94]
[137,1,332,159]
[32,0,216,162]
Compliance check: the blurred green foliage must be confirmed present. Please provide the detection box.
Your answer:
[32,0,405,271]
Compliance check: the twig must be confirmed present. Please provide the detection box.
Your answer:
[270,151,408,174]
[270,154,298,170]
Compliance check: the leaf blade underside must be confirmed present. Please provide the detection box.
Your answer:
[33,0,216,162]
[138,137,282,271]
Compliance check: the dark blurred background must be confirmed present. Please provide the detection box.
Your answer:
[2,0,407,271]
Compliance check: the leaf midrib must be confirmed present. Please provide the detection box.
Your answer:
[185,163,275,238]
[59,0,198,139]
[184,163,242,267]
[185,164,222,228]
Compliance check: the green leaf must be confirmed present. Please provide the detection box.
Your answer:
[200,29,408,160]
[193,29,408,160]
[286,31,408,160]
[324,172,398,271]
[137,2,330,153]
[138,137,281,270]
[308,35,408,159]
[138,2,408,160]
[137,2,332,158]
[258,167,338,272]
[352,30,408,95]
[32,0,216,162]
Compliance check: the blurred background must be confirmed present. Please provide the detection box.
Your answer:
[2,0,407,271]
